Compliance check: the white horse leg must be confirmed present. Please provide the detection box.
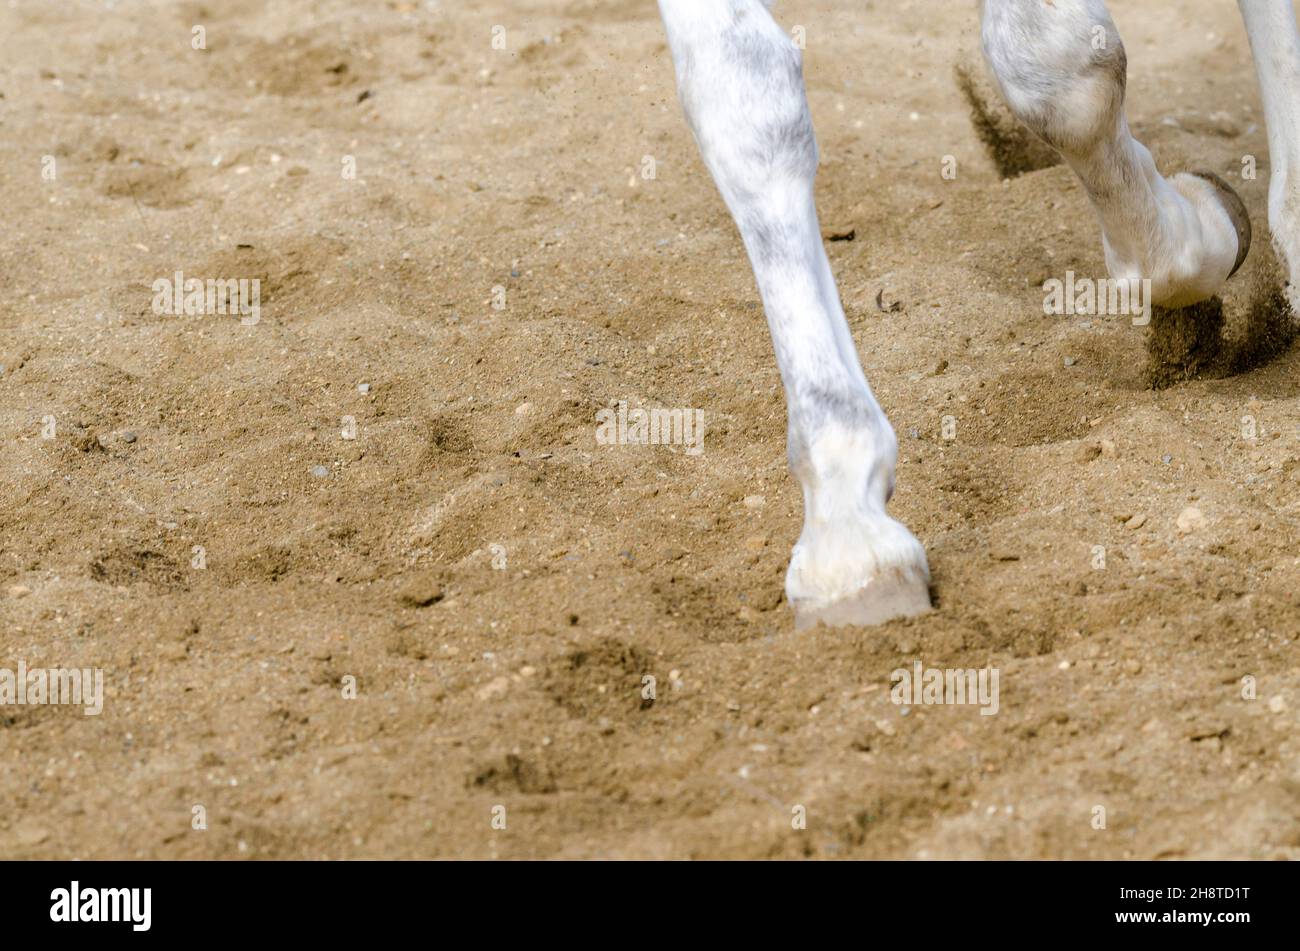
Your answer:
[982,0,1250,307]
[656,0,931,628]
[1239,0,1300,309]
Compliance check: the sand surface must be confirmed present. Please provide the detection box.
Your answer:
[1,0,1297,858]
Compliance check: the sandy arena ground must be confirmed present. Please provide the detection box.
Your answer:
[1,0,1298,859]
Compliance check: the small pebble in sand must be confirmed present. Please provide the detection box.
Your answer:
[1063,356,1076,367]
[121,430,137,444]
[1125,513,1148,530]
[7,585,32,599]
[357,383,371,394]
[310,465,330,478]
[514,401,534,416]
[13,823,49,847]
[1176,506,1206,534]
[475,677,510,703]
[1268,695,1286,714]
[742,495,765,508]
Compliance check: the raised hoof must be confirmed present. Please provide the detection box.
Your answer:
[791,560,931,631]
[1190,169,1252,279]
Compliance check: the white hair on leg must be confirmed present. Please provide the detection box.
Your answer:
[981,0,1250,308]
[1239,0,1300,312]
[656,0,931,628]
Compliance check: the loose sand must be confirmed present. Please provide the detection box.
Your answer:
[1,0,1297,858]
